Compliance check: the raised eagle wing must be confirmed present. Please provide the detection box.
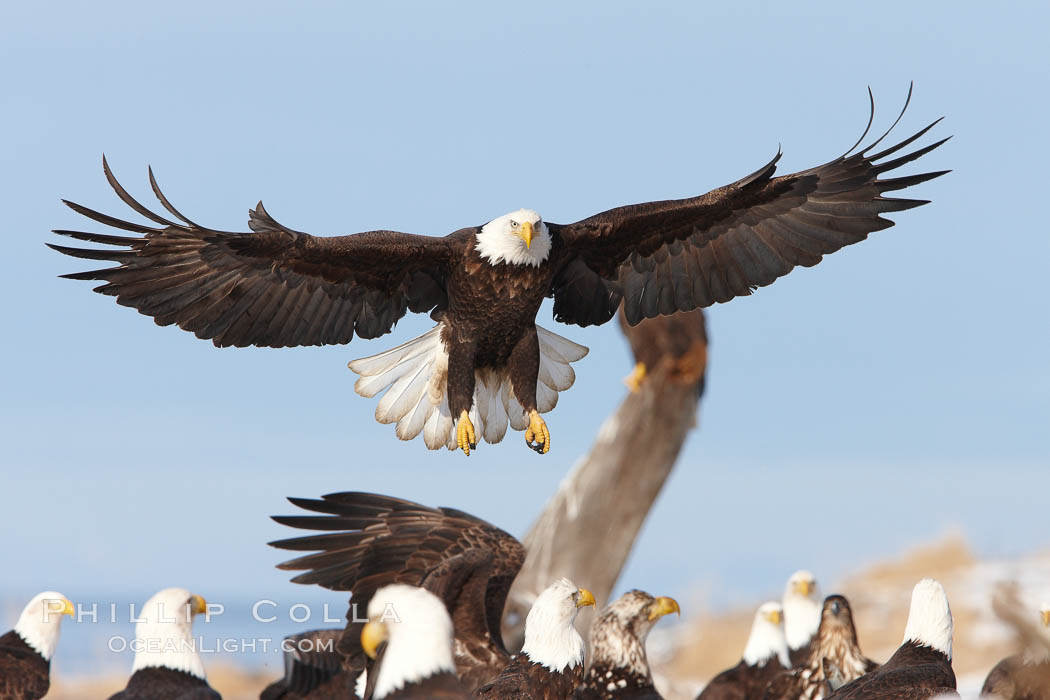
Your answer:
[548,87,950,327]
[49,158,462,347]
[269,492,526,690]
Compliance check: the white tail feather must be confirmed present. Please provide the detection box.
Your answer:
[348,323,588,450]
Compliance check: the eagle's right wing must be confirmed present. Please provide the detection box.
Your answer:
[50,158,461,348]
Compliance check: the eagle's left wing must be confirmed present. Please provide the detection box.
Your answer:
[50,157,461,348]
[548,89,949,327]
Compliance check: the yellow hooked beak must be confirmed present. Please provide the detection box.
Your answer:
[765,608,783,625]
[1041,609,1050,627]
[576,589,596,609]
[361,620,388,659]
[48,598,75,617]
[794,580,814,597]
[649,596,681,621]
[518,221,534,249]
[190,595,207,616]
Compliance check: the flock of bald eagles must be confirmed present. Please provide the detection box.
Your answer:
[5,87,1046,698]
[2,492,1050,699]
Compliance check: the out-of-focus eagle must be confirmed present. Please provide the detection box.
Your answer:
[762,595,877,700]
[51,89,946,456]
[0,592,74,700]
[824,579,957,700]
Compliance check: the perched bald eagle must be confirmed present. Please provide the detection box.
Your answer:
[618,307,707,395]
[356,584,470,699]
[0,591,74,700]
[761,595,877,700]
[980,602,1050,700]
[824,579,956,700]
[696,602,791,700]
[783,571,822,667]
[260,629,351,700]
[51,89,946,456]
[573,590,680,699]
[107,588,219,700]
[270,492,595,695]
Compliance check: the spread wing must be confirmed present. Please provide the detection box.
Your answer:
[49,158,461,347]
[269,492,525,689]
[549,87,949,326]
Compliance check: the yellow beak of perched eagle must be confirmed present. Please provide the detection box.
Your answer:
[518,220,534,249]
[361,619,388,659]
[649,596,681,621]
[793,579,814,597]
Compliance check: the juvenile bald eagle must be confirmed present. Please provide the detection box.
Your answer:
[825,579,956,700]
[107,588,219,700]
[270,492,594,694]
[0,591,74,700]
[980,602,1050,700]
[783,571,822,667]
[357,585,470,699]
[51,89,946,456]
[573,590,680,699]
[696,602,790,700]
[762,595,877,700]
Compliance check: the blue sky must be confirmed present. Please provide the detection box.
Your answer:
[2,0,1047,674]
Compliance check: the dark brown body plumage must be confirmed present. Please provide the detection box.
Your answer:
[823,641,955,700]
[981,655,1050,700]
[442,243,554,416]
[270,492,525,692]
[0,631,50,700]
[259,629,352,700]
[763,596,878,700]
[697,658,788,700]
[473,655,584,700]
[51,91,946,447]
[107,667,221,700]
[377,671,471,699]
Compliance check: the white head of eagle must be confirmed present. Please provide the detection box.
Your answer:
[476,209,552,267]
[14,591,75,661]
[131,587,209,679]
[520,577,596,672]
[360,584,457,699]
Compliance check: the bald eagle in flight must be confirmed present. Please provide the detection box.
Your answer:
[51,89,946,456]
[0,592,74,700]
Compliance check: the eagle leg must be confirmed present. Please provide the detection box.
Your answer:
[456,410,477,456]
[623,362,648,393]
[524,409,550,454]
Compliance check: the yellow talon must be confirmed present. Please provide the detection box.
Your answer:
[524,409,550,454]
[623,362,648,393]
[456,411,476,456]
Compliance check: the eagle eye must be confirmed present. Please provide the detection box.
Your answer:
[510,220,519,228]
